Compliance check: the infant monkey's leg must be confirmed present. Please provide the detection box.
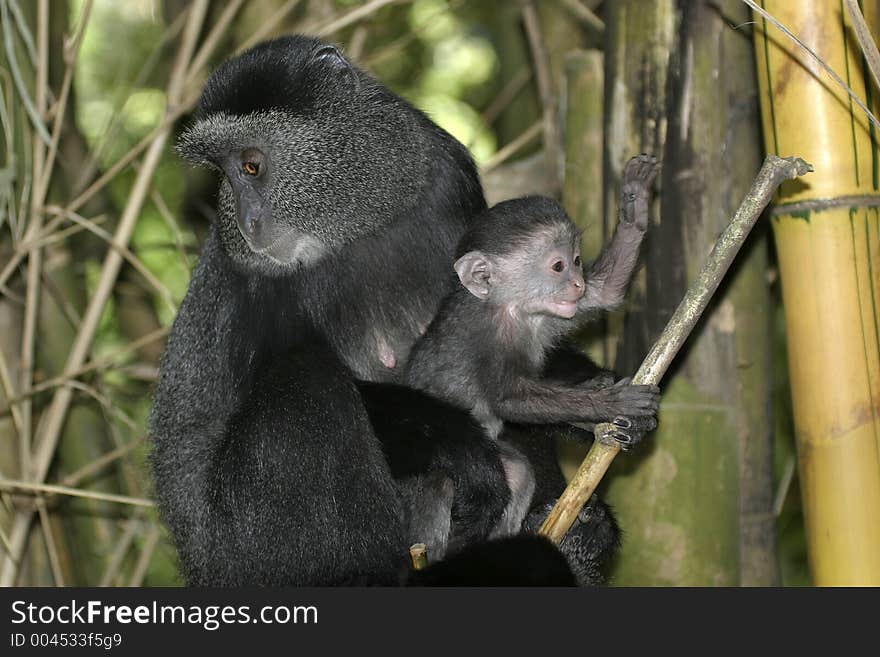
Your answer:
[490,440,536,538]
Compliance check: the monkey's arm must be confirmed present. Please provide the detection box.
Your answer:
[492,377,659,427]
[542,340,616,387]
[578,154,660,314]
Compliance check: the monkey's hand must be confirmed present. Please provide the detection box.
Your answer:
[576,377,660,419]
[522,495,620,586]
[619,153,661,232]
[604,415,658,451]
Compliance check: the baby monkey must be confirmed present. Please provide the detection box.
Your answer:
[403,155,661,558]
[406,154,661,445]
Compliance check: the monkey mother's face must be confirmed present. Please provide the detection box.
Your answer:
[176,36,431,278]
[178,111,333,275]
[178,101,427,277]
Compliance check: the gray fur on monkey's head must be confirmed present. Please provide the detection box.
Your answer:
[176,35,432,277]
[453,197,585,320]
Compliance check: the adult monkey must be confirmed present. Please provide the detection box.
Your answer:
[151,36,622,585]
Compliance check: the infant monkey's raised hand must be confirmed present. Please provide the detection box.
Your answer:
[405,154,662,449]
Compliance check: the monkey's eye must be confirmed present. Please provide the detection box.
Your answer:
[574,255,581,267]
[242,161,260,176]
[551,260,565,273]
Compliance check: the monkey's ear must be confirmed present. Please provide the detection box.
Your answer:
[312,44,359,88]
[454,251,493,300]
[313,44,347,66]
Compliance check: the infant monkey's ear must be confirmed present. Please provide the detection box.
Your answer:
[454,251,493,299]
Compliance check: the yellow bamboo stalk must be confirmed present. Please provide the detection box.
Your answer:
[753,0,880,585]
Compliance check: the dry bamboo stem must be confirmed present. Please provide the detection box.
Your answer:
[61,438,144,489]
[539,154,812,544]
[35,499,64,586]
[99,517,141,587]
[843,0,880,95]
[409,543,428,571]
[184,0,245,86]
[480,120,542,174]
[522,0,562,193]
[559,0,604,32]
[363,0,465,68]
[18,0,49,482]
[0,479,155,508]
[128,525,160,586]
[314,0,398,38]
[3,327,167,407]
[235,0,304,54]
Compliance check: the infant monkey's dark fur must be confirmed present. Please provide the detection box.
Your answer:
[404,155,661,560]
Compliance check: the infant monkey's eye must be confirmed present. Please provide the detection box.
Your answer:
[243,161,260,176]
[552,260,565,273]
[574,255,581,267]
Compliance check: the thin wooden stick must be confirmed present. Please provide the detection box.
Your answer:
[61,438,144,489]
[0,213,68,291]
[0,0,51,144]
[128,525,160,586]
[99,518,140,587]
[348,24,370,61]
[0,338,25,436]
[35,0,92,204]
[3,327,167,407]
[410,543,428,571]
[17,0,49,484]
[773,455,797,517]
[36,500,65,586]
[150,184,193,273]
[7,0,38,66]
[522,0,563,193]
[0,522,13,559]
[314,0,398,38]
[236,0,305,54]
[481,68,533,128]
[559,0,604,33]
[27,213,107,251]
[51,208,177,312]
[480,120,542,174]
[41,269,83,328]
[0,479,155,508]
[363,0,463,68]
[843,0,880,95]
[184,0,246,86]
[539,154,813,543]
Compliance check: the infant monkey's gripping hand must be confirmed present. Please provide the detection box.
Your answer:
[575,377,659,450]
